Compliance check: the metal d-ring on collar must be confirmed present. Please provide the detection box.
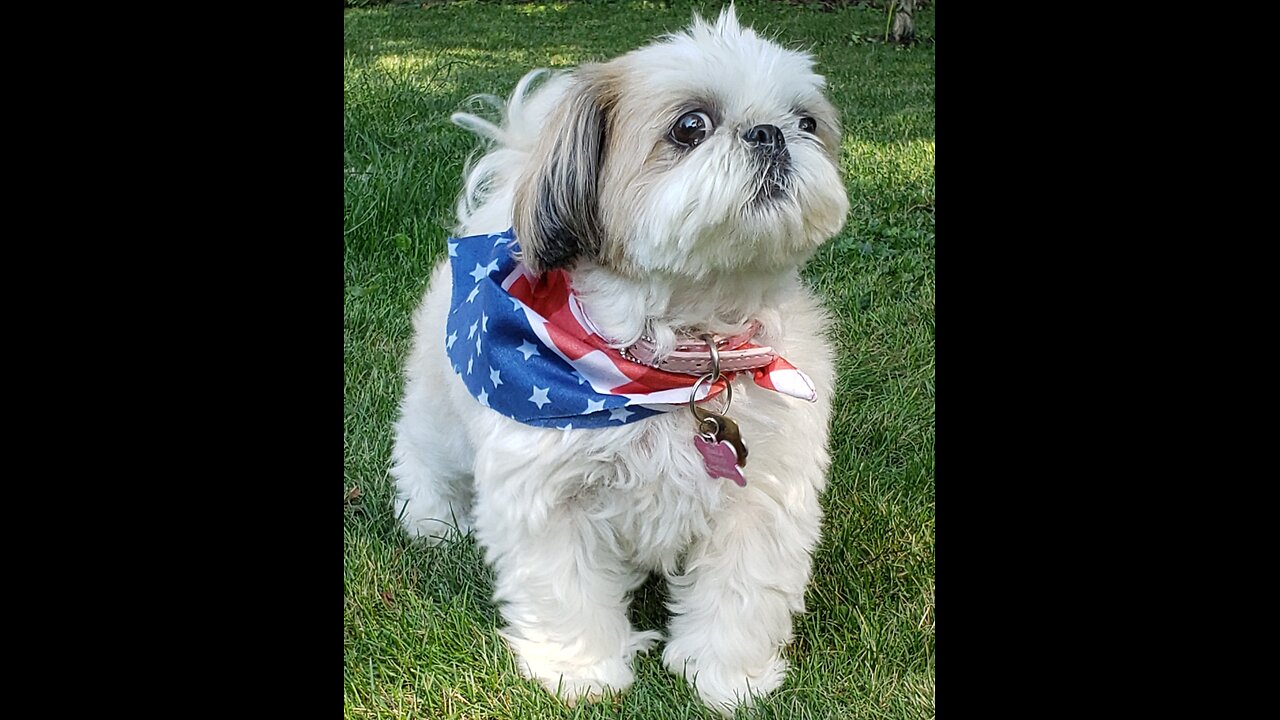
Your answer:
[688,333,733,431]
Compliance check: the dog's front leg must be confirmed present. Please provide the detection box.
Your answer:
[472,459,660,704]
[661,475,823,714]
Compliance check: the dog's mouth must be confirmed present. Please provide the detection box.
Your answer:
[750,158,793,206]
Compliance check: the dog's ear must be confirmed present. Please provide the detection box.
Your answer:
[513,68,613,275]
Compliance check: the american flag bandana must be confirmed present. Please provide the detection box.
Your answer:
[445,228,816,429]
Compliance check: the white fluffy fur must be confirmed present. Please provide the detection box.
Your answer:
[391,7,848,714]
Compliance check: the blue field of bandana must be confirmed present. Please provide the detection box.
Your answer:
[445,229,665,429]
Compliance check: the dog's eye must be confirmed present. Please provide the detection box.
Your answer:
[799,116,817,133]
[671,111,713,147]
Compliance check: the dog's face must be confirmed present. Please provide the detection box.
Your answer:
[513,8,850,278]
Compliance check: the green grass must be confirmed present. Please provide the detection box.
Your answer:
[344,2,934,718]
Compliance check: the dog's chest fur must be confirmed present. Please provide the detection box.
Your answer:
[462,372,809,573]
[565,414,733,571]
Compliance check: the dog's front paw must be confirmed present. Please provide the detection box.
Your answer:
[516,654,633,705]
[662,639,787,714]
[507,630,660,705]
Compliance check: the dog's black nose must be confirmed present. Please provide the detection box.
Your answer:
[743,124,785,151]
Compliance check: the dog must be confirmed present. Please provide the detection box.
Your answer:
[390,6,849,713]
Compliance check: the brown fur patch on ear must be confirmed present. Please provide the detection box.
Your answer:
[809,96,843,164]
[512,67,616,275]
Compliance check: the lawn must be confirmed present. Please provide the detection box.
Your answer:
[344,2,935,718]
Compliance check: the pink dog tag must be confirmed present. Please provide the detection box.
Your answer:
[695,435,746,486]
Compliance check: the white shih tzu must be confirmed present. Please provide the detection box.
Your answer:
[391,6,849,714]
